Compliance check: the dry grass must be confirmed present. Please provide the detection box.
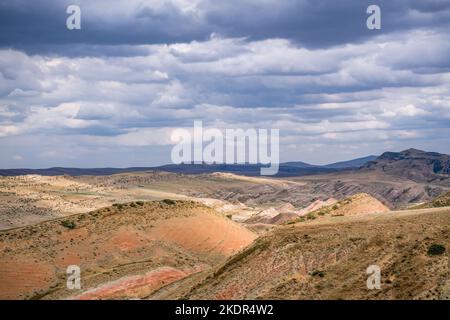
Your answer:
[182,207,450,300]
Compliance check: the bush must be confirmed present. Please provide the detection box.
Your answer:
[427,244,446,256]
[161,199,176,205]
[113,203,124,210]
[61,220,76,229]
[136,201,144,206]
[310,270,325,277]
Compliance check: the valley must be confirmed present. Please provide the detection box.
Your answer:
[0,149,449,300]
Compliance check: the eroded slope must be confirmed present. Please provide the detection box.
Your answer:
[0,200,256,300]
[182,207,450,300]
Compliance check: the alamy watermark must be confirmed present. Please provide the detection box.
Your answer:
[366,265,381,290]
[66,265,81,290]
[366,5,381,30]
[66,5,81,30]
[65,5,381,32]
[171,121,279,175]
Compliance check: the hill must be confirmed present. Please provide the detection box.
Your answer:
[293,193,390,222]
[179,207,450,300]
[412,191,450,209]
[361,149,450,182]
[323,155,378,169]
[0,200,256,299]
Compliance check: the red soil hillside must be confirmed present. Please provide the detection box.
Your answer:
[292,193,390,223]
[0,200,256,300]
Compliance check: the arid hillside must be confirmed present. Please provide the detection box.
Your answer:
[412,191,450,209]
[290,193,390,223]
[1,152,450,301]
[0,200,256,299]
[1,163,449,231]
[0,172,280,230]
[180,207,449,300]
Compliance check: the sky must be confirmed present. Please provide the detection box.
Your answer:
[1,0,450,168]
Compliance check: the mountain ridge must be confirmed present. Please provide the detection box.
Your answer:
[1,149,449,179]
[0,155,378,177]
[361,148,450,182]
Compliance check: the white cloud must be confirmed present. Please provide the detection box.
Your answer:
[115,128,175,146]
[1,27,450,167]
[383,104,429,117]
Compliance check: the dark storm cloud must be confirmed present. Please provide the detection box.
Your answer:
[0,0,209,55]
[1,1,450,168]
[1,0,450,56]
[202,0,450,49]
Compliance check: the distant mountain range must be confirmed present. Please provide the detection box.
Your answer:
[1,150,449,180]
[0,155,378,177]
[280,155,378,169]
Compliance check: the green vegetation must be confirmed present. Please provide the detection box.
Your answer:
[61,220,76,229]
[306,213,317,220]
[161,199,176,205]
[113,203,125,210]
[427,244,446,256]
[310,270,326,277]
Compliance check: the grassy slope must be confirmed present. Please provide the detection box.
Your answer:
[182,207,450,300]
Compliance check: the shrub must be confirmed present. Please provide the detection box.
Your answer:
[332,205,339,210]
[161,199,176,205]
[136,201,144,206]
[112,203,125,210]
[427,244,446,256]
[61,220,76,229]
[310,270,325,277]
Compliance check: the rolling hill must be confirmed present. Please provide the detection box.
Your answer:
[179,207,450,300]
[0,200,256,299]
[291,193,390,223]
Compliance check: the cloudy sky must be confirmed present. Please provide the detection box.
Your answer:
[1,0,450,168]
